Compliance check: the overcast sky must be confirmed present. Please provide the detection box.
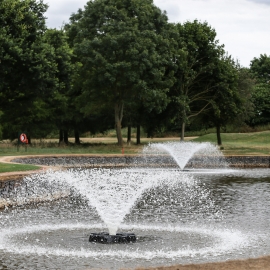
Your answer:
[44,0,270,67]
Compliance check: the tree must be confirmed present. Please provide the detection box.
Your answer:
[206,56,242,145]
[232,67,255,130]
[0,0,58,140]
[43,29,76,144]
[250,54,270,84]
[249,54,270,126]
[169,20,225,140]
[67,0,174,146]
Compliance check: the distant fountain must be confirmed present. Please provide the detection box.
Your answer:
[143,141,228,170]
[1,142,270,269]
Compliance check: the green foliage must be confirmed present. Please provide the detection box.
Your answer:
[43,29,75,132]
[66,0,175,145]
[249,54,270,126]
[250,54,270,84]
[250,82,270,126]
[0,0,58,139]
[168,20,225,139]
[210,56,241,122]
[232,67,255,127]
[205,56,242,145]
[0,0,268,143]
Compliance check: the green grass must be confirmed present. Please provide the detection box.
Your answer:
[0,163,40,173]
[0,131,270,174]
[0,137,183,156]
[0,138,181,173]
[193,130,270,155]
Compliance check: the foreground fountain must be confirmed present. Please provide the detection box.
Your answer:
[1,142,270,269]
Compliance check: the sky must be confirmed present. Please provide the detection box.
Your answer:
[44,0,270,68]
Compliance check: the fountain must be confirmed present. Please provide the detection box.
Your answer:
[142,141,228,170]
[1,142,270,269]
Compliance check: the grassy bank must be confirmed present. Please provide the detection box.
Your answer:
[0,137,181,173]
[0,163,40,173]
[193,130,270,155]
[0,137,182,156]
[1,132,270,156]
[0,131,270,173]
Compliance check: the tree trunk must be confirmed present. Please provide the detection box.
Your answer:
[115,102,124,146]
[216,124,222,145]
[64,130,69,145]
[59,129,64,144]
[180,122,185,141]
[136,125,141,145]
[74,130,80,144]
[180,108,186,141]
[127,125,131,144]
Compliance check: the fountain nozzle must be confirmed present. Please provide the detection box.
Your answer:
[89,232,136,244]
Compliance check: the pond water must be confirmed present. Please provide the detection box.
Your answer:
[1,167,270,269]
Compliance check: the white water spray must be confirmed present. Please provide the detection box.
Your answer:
[144,141,227,170]
[25,168,173,235]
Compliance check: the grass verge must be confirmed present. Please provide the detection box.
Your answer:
[0,163,41,173]
[0,131,270,174]
[0,137,183,156]
[193,130,270,155]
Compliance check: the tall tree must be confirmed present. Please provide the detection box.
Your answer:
[249,54,270,126]
[44,29,75,144]
[207,56,241,145]
[250,54,270,84]
[232,67,255,130]
[67,0,174,146]
[169,20,224,140]
[0,0,58,140]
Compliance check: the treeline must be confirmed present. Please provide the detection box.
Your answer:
[0,0,269,146]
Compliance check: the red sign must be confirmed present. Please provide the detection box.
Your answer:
[20,133,28,144]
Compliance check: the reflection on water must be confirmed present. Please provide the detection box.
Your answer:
[0,168,270,269]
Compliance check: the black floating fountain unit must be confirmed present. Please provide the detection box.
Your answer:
[89,232,136,244]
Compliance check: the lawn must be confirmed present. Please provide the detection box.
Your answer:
[193,130,270,155]
[0,131,270,173]
[0,137,183,156]
[0,163,40,173]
